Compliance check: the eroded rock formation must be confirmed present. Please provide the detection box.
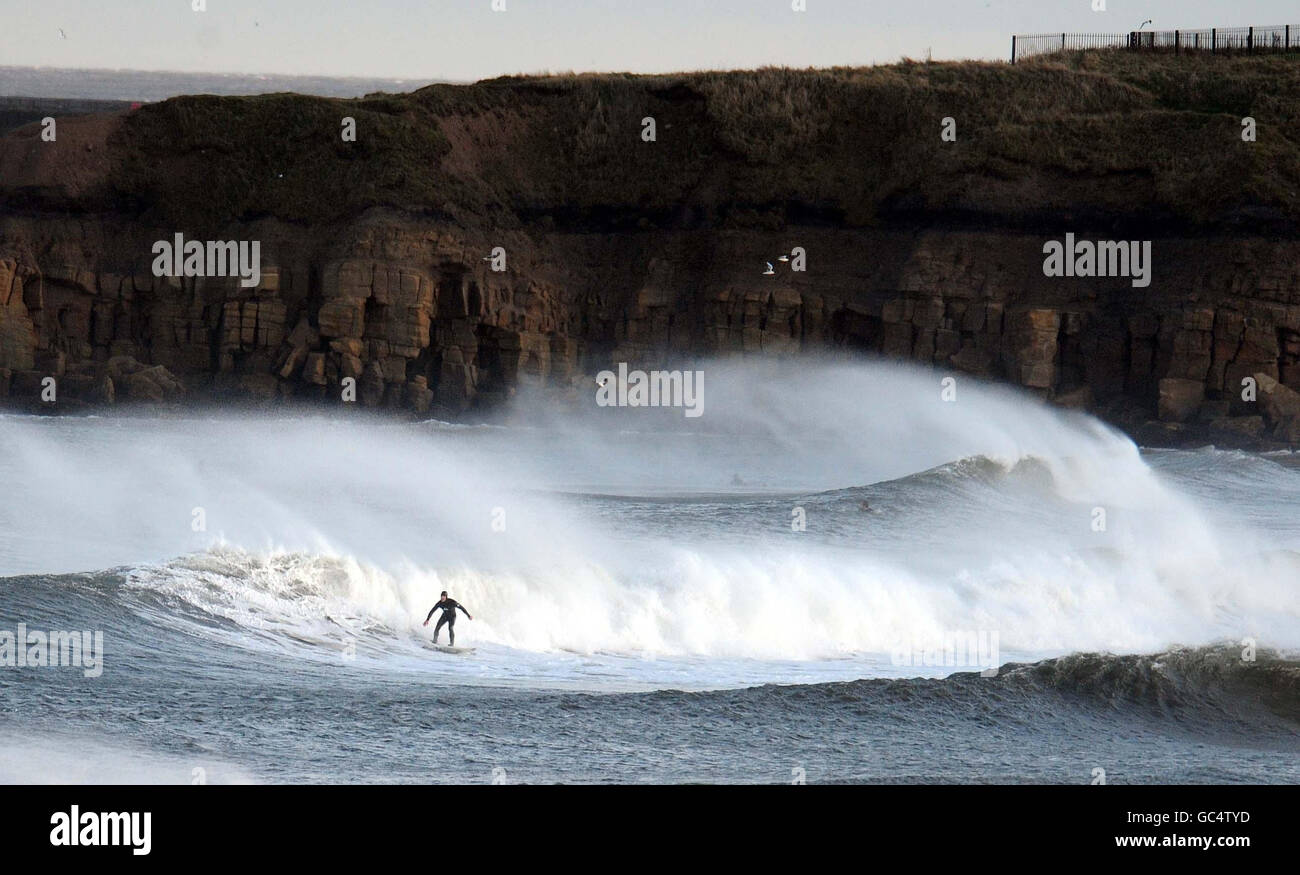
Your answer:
[2,57,1299,446]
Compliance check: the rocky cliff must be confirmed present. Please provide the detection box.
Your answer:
[3,52,1300,445]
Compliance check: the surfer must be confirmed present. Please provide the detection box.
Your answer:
[423,591,473,646]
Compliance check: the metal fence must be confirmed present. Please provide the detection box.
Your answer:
[1012,24,1300,63]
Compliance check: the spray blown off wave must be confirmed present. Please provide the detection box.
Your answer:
[1,360,1297,672]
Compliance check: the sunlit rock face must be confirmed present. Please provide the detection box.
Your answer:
[2,62,1299,446]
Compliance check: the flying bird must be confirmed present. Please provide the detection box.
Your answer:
[778,255,790,263]
[58,28,67,39]
[763,262,775,276]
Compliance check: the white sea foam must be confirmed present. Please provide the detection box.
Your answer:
[1,360,1297,671]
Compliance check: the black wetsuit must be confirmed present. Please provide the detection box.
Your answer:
[425,599,472,645]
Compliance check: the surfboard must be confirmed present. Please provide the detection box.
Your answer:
[428,644,475,655]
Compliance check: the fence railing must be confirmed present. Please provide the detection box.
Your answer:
[1011,24,1300,63]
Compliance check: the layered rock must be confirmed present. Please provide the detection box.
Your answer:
[2,223,1298,446]
[1253,372,1300,443]
[2,58,1300,445]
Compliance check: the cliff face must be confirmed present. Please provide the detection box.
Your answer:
[3,53,1300,444]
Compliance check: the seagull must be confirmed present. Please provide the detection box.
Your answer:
[763,262,775,276]
[596,375,609,388]
[58,28,67,39]
[778,254,790,263]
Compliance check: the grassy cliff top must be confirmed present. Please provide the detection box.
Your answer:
[4,50,1300,233]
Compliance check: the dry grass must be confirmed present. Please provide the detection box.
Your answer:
[8,51,1299,233]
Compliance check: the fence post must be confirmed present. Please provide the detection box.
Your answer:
[1212,28,1216,54]
[1248,27,1253,50]
[1175,30,1180,54]
[1061,33,1066,51]
[1288,25,1291,50]
[1011,35,1016,64]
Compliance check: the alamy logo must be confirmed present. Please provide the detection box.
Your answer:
[0,624,103,677]
[1042,233,1151,288]
[151,233,262,288]
[595,363,704,418]
[891,630,1000,676]
[50,806,151,856]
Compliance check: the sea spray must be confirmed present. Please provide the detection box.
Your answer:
[1,360,1295,664]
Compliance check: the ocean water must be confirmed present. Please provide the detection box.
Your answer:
[0,360,1296,783]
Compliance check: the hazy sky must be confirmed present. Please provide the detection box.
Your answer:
[3,0,1298,80]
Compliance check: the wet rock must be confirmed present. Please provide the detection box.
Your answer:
[359,361,385,407]
[238,372,279,400]
[1052,385,1094,410]
[302,352,327,386]
[1209,415,1266,439]
[1253,372,1300,443]
[122,365,185,402]
[1157,378,1205,423]
[1196,398,1231,423]
[406,376,433,414]
[1006,308,1060,389]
